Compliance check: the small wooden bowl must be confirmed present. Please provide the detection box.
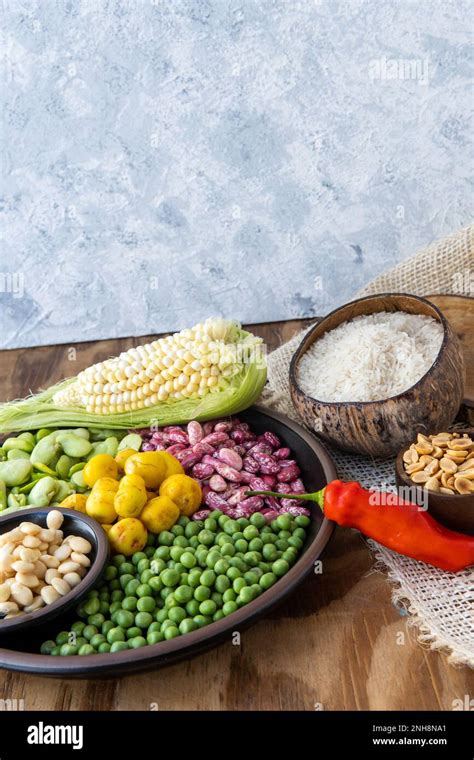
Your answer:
[290,294,466,457]
[395,430,474,534]
[0,508,109,634]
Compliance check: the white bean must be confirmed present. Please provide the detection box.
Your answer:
[15,572,39,588]
[45,568,60,585]
[11,560,35,574]
[40,586,61,605]
[41,554,60,569]
[58,561,80,575]
[19,522,41,535]
[0,556,14,573]
[62,572,81,588]
[46,510,64,530]
[33,560,47,579]
[24,596,44,613]
[53,544,71,561]
[19,547,40,562]
[69,536,92,554]
[22,535,41,549]
[0,584,11,603]
[0,601,19,615]
[51,577,71,596]
[38,542,49,552]
[38,529,56,543]
[71,552,90,568]
[10,583,33,607]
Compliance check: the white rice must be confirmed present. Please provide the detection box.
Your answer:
[298,311,444,402]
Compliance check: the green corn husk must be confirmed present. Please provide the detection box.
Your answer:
[0,327,267,432]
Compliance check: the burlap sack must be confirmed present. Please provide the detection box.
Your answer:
[261,224,474,668]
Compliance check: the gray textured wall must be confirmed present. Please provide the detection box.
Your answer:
[1,0,472,348]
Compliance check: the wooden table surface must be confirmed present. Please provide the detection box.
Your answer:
[0,296,472,711]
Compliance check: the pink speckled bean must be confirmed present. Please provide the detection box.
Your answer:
[193,442,215,457]
[273,447,291,460]
[261,508,280,523]
[242,456,259,474]
[168,430,189,445]
[248,442,273,456]
[209,474,227,492]
[151,443,166,451]
[204,491,228,510]
[166,443,186,457]
[262,475,277,488]
[279,503,311,516]
[141,442,155,451]
[192,509,211,521]
[224,508,239,518]
[201,485,211,499]
[276,482,291,494]
[289,478,306,494]
[264,496,281,511]
[227,486,248,505]
[239,471,254,484]
[262,431,281,448]
[151,432,168,443]
[202,454,217,466]
[278,459,297,468]
[214,462,242,482]
[234,445,246,457]
[201,432,229,446]
[214,421,232,433]
[242,440,256,451]
[177,452,199,470]
[277,464,300,482]
[218,448,243,470]
[187,421,203,445]
[216,439,236,450]
[249,477,267,491]
[192,462,215,480]
[236,496,263,514]
[203,421,215,436]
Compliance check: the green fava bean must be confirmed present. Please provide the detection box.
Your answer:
[0,459,32,487]
[55,434,92,458]
[30,434,60,467]
[7,492,27,508]
[68,462,85,476]
[87,437,118,459]
[70,469,87,491]
[28,476,58,507]
[2,437,34,454]
[7,449,31,460]
[17,432,35,447]
[117,433,142,452]
[53,480,73,503]
[55,455,72,479]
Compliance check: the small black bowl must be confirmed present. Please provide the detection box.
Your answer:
[0,507,109,634]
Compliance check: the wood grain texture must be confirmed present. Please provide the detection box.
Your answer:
[0,301,472,710]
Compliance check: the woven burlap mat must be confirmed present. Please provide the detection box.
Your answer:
[260,224,474,668]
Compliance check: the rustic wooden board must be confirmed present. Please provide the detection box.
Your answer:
[0,300,472,710]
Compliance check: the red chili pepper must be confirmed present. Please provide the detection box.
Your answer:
[246,480,474,573]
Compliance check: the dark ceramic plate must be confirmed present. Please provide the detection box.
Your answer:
[0,406,336,677]
[0,508,109,633]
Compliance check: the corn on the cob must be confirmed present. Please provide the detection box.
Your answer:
[53,319,262,414]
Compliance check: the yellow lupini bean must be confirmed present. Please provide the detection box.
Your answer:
[85,477,119,524]
[124,452,167,490]
[83,454,119,487]
[114,474,147,519]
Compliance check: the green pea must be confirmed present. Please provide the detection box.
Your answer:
[110,601,122,615]
[110,589,124,602]
[242,525,258,540]
[218,514,230,527]
[222,588,236,603]
[193,614,211,628]
[185,599,200,616]
[83,597,100,616]
[250,512,266,529]
[244,571,259,585]
[292,527,306,540]
[137,596,156,613]
[155,608,168,623]
[200,569,216,587]
[227,566,241,581]
[128,636,147,649]
[140,569,154,584]
[215,574,230,593]
[180,551,197,569]
[109,579,121,591]
[161,568,179,587]
[195,550,208,567]
[113,554,127,567]
[50,647,61,656]
[110,641,129,653]
[237,517,249,529]
[199,598,217,616]
[149,576,163,593]
[180,572,190,586]
[174,585,193,604]
[260,572,277,590]
[147,631,164,644]
[288,536,303,550]
[188,569,202,588]
[234,539,248,553]
[204,517,217,532]
[135,612,153,629]
[81,625,98,641]
[248,538,263,552]
[179,617,198,635]
[164,625,180,640]
[275,539,289,551]
[205,550,221,568]
[258,561,271,572]
[274,514,290,531]
[194,585,211,602]
[168,606,186,624]
[102,620,115,636]
[220,542,235,557]
[160,587,173,600]
[239,586,256,604]
[150,557,166,574]
[178,514,190,526]
[78,644,95,656]
[154,546,171,561]
[211,591,223,607]
[213,610,225,622]
[272,559,290,577]
[120,574,134,590]
[90,634,106,649]
[223,599,239,616]
[121,596,138,612]
[295,515,310,527]
[170,524,184,537]
[223,519,238,535]
[158,531,174,546]
[71,621,85,636]
[75,637,88,648]
[198,530,214,546]
[170,546,185,561]
[185,522,201,538]
[137,558,150,574]
[135,583,151,598]
[251,583,263,597]
[98,643,111,653]
[107,627,125,644]
[40,640,57,655]
[115,610,135,628]
[173,536,189,548]
[262,544,278,561]
[126,626,142,640]
[233,577,247,594]
[87,613,105,628]
[243,551,260,567]
[119,561,135,576]
[132,551,147,566]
